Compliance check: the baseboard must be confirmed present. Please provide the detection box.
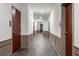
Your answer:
[6,53,12,56]
[51,42,60,56]
[0,39,11,56]
[55,46,61,56]
[48,32,61,56]
[21,33,34,49]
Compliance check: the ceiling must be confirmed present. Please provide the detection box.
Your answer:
[28,3,55,20]
[28,3,55,14]
[33,12,50,20]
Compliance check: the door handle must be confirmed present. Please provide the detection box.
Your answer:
[65,32,68,35]
[13,31,16,33]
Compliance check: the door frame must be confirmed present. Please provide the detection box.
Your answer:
[33,21,35,35]
[48,20,50,37]
[12,6,21,53]
[62,3,73,56]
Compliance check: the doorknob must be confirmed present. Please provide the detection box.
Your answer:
[65,32,68,35]
[13,31,16,33]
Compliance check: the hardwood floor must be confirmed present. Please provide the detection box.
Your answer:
[11,32,58,56]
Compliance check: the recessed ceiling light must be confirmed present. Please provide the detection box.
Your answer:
[40,16,42,19]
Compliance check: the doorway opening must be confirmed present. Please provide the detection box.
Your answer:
[40,24,43,32]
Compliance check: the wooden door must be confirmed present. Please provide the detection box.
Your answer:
[65,4,72,56]
[12,6,21,53]
[40,24,43,32]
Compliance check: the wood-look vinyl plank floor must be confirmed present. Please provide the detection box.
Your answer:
[11,32,58,56]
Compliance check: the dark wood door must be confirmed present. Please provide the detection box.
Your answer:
[12,6,21,53]
[40,24,43,32]
[65,4,72,56]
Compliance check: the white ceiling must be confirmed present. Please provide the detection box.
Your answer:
[33,12,50,20]
[28,3,56,20]
[28,3,55,14]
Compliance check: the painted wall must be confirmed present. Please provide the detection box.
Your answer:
[43,20,48,31]
[0,3,22,42]
[50,4,61,38]
[27,7,34,35]
[21,4,28,35]
[0,4,12,42]
[73,4,79,48]
[37,22,41,31]
[34,21,37,31]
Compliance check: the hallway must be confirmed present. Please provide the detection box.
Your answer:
[12,32,58,56]
[0,3,78,56]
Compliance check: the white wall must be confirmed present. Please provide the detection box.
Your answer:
[34,21,37,31]
[0,4,12,42]
[43,20,48,31]
[73,4,79,48]
[37,22,41,31]
[50,4,61,38]
[27,5,34,35]
[0,3,22,42]
[21,4,28,35]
